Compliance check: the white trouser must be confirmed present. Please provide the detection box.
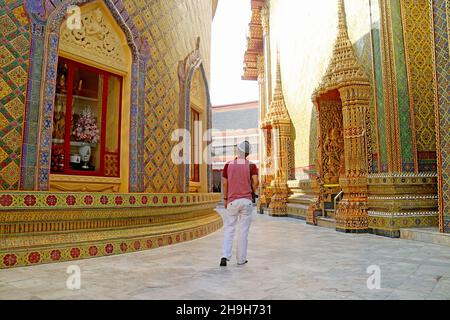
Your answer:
[222,198,253,264]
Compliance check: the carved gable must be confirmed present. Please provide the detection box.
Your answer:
[190,69,205,107]
[59,3,127,72]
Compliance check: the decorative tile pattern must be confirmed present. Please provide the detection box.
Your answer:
[7,65,26,87]
[369,0,387,172]
[0,191,220,210]
[0,45,15,67]
[0,162,19,186]
[9,35,28,55]
[4,97,23,119]
[390,0,414,170]
[0,77,12,99]
[401,0,437,166]
[0,113,8,130]
[0,13,17,36]
[0,1,29,190]
[368,213,439,238]
[0,191,222,268]
[431,0,450,233]
[104,153,119,177]
[128,0,212,193]
[1,220,223,268]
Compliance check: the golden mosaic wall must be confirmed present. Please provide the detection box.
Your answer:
[401,0,436,155]
[126,0,212,192]
[268,0,374,176]
[0,1,29,190]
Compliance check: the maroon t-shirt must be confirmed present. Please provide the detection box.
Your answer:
[223,159,258,203]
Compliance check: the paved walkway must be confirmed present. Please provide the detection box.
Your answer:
[1,207,450,300]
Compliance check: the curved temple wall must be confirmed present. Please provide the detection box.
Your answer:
[0,192,222,268]
[0,0,221,268]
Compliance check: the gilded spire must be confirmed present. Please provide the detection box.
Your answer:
[313,0,370,99]
[263,51,290,126]
[338,0,348,36]
[274,50,283,94]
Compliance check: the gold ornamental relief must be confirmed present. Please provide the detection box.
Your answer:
[59,6,127,72]
[320,101,344,185]
[190,69,204,106]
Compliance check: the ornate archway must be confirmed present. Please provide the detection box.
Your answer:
[311,0,372,232]
[22,0,149,192]
[178,38,213,193]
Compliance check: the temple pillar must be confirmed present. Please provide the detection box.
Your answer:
[262,54,292,216]
[335,85,371,233]
[267,121,291,216]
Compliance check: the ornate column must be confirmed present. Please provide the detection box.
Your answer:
[336,85,371,232]
[260,2,272,107]
[262,55,292,216]
[257,54,267,213]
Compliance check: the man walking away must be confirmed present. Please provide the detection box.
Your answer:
[220,141,259,267]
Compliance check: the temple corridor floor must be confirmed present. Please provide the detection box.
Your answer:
[1,207,450,300]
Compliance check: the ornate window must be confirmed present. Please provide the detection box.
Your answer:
[51,57,122,177]
[187,68,207,192]
[47,1,134,192]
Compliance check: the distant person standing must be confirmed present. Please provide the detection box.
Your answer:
[220,141,259,266]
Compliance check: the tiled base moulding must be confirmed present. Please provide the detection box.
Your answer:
[0,192,222,268]
[368,212,439,238]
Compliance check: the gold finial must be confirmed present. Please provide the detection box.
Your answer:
[267,49,290,122]
[275,50,282,90]
[338,0,348,35]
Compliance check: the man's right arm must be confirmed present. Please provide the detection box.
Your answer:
[222,177,228,208]
[222,163,228,208]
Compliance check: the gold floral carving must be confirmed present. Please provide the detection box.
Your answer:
[49,174,121,193]
[190,69,204,105]
[319,101,344,185]
[59,6,127,72]
[260,4,270,35]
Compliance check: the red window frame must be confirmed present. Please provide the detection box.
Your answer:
[190,108,200,182]
[53,57,123,177]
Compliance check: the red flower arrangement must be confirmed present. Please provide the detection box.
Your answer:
[72,109,100,144]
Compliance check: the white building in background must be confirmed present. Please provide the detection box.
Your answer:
[211,101,260,193]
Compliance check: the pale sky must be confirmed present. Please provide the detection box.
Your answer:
[210,0,259,106]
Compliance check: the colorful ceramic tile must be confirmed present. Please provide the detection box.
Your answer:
[0,14,17,36]
[432,0,450,232]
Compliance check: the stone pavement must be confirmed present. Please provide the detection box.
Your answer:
[1,207,450,300]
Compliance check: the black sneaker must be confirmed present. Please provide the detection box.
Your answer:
[237,260,248,265]
[220,257,227,267]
